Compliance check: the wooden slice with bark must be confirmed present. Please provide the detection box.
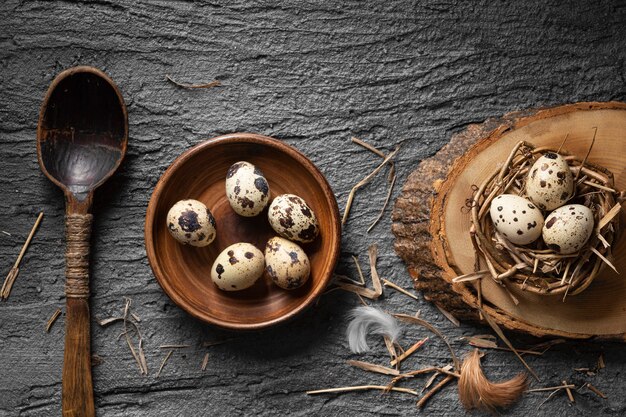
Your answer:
[392,102,626,340]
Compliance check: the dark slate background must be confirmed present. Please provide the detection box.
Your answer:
[1,1,625,416]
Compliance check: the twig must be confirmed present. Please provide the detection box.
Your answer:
[165,74,221,89]
[45,308,62,333]
[538,388,563,408]
[527,384,576,393]
[590,247,618,274]
[574,127,597,181]
[307,385,419,396]
[335,282,380,299]
[342,146,400,225]
[477,307,539,381]
[390,337,428,367]
[2,212,44,299]
[156,349,173,378]
[367,172,397,232]
[350,136,397,182]
[382,278,418,300]
[347,360,400,376]
[393,314,460,371]
[351,256,366,286]
[159,344,191,349]
[351,137,386,158]
[97,316,124,327]
[416,375,454,409]
[1,231,11,236]
[122,298,147,375]
[202,339,236,347]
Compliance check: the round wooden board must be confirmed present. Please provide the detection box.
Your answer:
[392,102,626,340]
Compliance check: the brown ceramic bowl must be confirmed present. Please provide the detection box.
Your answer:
[145,133,341,330]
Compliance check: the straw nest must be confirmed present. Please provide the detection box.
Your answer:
[469,140,623,297]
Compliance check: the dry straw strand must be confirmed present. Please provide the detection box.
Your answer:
[2,211,44,300]
[166,74,221,89]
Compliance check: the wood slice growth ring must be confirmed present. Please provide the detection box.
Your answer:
[393,102,626,340]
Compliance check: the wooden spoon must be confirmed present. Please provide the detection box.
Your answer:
[37,66,128,417]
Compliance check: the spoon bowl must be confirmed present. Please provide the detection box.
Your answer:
[38,66,127,200]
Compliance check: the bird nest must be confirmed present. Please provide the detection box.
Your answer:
[469,140,623,297]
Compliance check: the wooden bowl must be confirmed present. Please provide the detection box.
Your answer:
[145,133,341,330]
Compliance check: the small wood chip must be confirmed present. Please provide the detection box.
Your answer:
[166,74,221,89]
[562,380,575,403]
[368,245,383,296]
[45,308,62,333]
[347,360,400,376]
[586,383,607,399]
[383,335,398,364]
[390,337,429,367]
[434,303,460,327]
[201,353,210,371]
[597,352,606,370]
[156,349,173,378]
[1,212,44,300]
[1,231,11,236]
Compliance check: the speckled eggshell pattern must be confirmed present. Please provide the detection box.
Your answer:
[166,199,216,247]
[210,243,265,291]
[526,152,574,211]
[489,194,544,245]
[225,161,270,217]
[542,204,594,254]
[264,236,310,290]
[267,194,319,243]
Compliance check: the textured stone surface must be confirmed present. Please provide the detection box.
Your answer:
[0,1,625,416]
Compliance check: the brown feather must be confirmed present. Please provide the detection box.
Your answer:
[458,349,528,412]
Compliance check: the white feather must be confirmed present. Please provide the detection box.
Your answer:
[346,306,402,353]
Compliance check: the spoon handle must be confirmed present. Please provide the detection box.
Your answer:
[62,213,95,417]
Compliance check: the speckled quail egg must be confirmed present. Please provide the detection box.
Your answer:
[264,237,310,290]
[166,199,216,247]
[210,243,265,291]
[225,161,270,217]
[490,194,544,245]
[526,152,574,211]
[267,194,319,243]
[542,204,594,254]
